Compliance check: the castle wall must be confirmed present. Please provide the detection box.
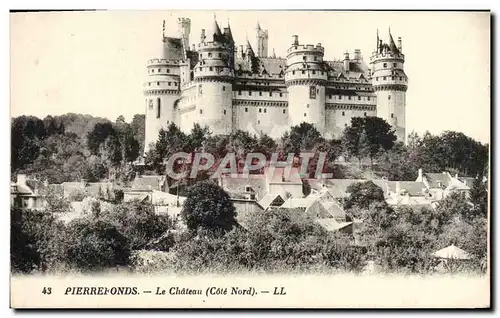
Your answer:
[287,85,326,133]
[376,90,406,141]
[191,81,233,134]
[232,102,289,138]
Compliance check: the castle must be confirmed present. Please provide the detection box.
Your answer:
[143,17,408,154]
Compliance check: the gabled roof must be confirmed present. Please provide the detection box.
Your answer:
[258,193,284,210]
[432,244,471,260]
[386,181,427,196]
[424,173,451,188]
[315,218,353,232]
[281,197,316,209]
[131,175,165,191]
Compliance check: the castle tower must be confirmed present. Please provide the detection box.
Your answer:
[284,35,327,133]
[192,18,234,135]
[256,22,269,57]
[143,20,182,155]
[177,18,191,53]
[370,29,408,142]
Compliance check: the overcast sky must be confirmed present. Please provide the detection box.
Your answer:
[10,10,490,143]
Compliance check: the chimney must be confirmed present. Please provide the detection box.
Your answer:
[396,181,401,195]
[455,173,459,179]
[343,52,350,72]
[292,35,299,46]
[80,178,87,188]
[397,37,402,52]
[191,44,196,51]
[417,168,423,181]
[354,49,361,61]
[223,27,229,34]
[201,29,206,42]
[17,174,27,185]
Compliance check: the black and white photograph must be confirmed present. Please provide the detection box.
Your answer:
[9,9,491,308]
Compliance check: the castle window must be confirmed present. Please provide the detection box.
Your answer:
[168,82,171,86]
[306,104,309,108]
[264,109,267,113]
[152,69,155,73]
[321,71,324,75]
[156,98,161,118]
[219,53,222,58]
[348,96,351,100]
[259,92,262,96]
[148,82,151,86]
[364,112,367,116]
[393,63,397,67]
[367,97,370,101]
[314,56,317,61]
[157,82,160,86]
[167,69,170,73]
[339,96,342,100]
[209,67,213,71]
[358,96,361,100]
[208,53,212,57]
[303,56,307,61]
[391,76,395,80]
[342,111,345,116]
[148,99,153,110]
[329,95,332,99]
[158,68,161,73]
[238,91,242,95]
[345,123,347,127]
[304,113,307,117]
[312,70,316,75]
[383,76,387,80]
[292,71,295,75]
[391,113,394,118]
[200,53,202,58]
[223,110,227,115]
[222,86,226,91]
[259,108,262,113]
[198,84,202,95]
[302,70,305,74]
[388,95,391,100]
[280,93,283,97]
[383,63,387,68]
[199,67,203,71]
[309,86,316,99]
[200,109,203,114]
[376,77,379,81]
[258,120,260,124]
[245,107,248,112]
[283,109,286,114]
[249,91,252,96]
[269,92,272,97]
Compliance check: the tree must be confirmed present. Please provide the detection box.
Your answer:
[101,201,173,250]
[376,142,417,181]
[10,208,65,273]
[64,218,131,271]
[87,122,116,155]
[187,123,212,152]
[130,114,146,155]
[39,185,72,213]
[11,116,48,172]
[146,123,188,174]
[469,176,488,218]
[281,122,324,155]
[181,181,237,232]
[343,181,386,213]
[341,117,397,162]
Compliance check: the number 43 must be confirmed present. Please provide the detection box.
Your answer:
[42,287,52,295]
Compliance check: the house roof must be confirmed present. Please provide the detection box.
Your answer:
[281,197,316,209]
[324,179,366,198]
[131,175,164,191]
[258,193,284,210]
[432,244,471,260]
[265,166,303,184]
[220,174,267,200]
[61,181,113,198]
[386,181,427,196]
[424,173,451,188]
[315,218,353,232]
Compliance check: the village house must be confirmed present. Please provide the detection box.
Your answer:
[10,174,46,210]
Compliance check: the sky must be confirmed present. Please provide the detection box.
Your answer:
[10,10,490,143]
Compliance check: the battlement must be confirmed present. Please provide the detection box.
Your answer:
[236,73,285,80]
[178,17,191,24]
[370,52,405,63]
[287,44,324,55]
[197,41,232,50]
[147,59,183,66]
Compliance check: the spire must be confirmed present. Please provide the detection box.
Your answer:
[226,18,234,42]
[256,21,261,31]
[376,29,379,50]
[162,20,166,39]
[272,48,276,58]
[388,28,400,54]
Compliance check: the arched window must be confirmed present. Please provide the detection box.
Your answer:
[157,98,161,118]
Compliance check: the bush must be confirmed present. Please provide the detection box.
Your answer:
[10,208,65,273]
[64,218,131,271]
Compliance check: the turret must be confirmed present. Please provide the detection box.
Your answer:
[284,35,327,133]
[143,20,183,155]
[191,17,234,135]
[343,52,350,72]
[370,29,408,142]
[177,18,191,49]
[256,22,269,57]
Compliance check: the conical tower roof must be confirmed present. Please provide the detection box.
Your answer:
[388,29,400,54]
